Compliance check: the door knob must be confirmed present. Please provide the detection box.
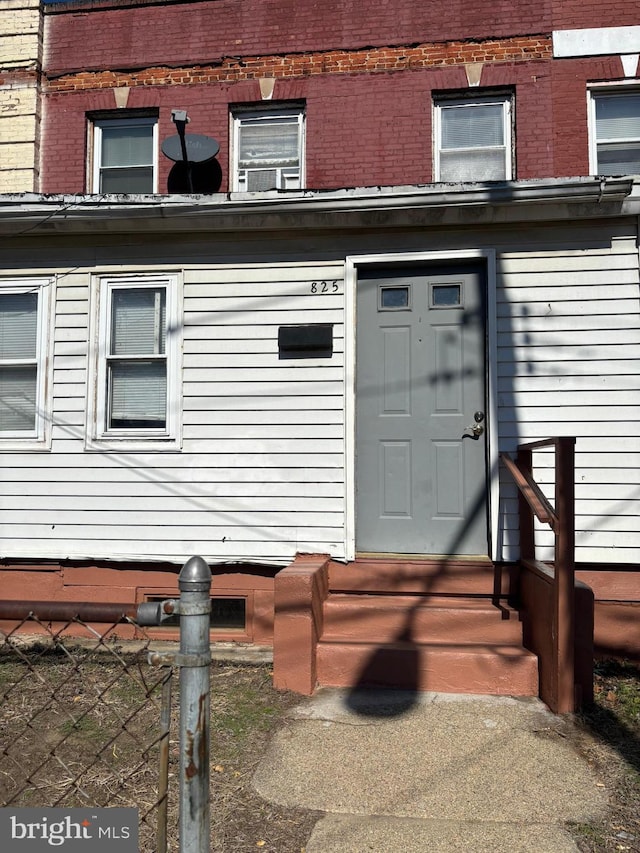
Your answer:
[464,411,485,438]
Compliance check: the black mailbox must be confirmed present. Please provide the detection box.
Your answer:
[278,324,333,358]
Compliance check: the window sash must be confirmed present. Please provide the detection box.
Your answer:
[435,98,511,181]
[91,277,178,445]
[592,92,640,175]
[93,119,157,193]
[0,283,48,441]
[104,285,168,432]
[107,360,167,428]
[0,364,38,432]
[233,109,304,191]
[0,292,38,360]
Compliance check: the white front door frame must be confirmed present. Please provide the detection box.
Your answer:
[344,248,499,561]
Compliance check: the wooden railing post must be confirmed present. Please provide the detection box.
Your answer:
[502,437,581,713]
[516,446,535,562]
[554,437,576,713]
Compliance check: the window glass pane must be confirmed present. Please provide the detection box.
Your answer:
[439,148,506,181]
[0,293,37,359]
[212,598,246,630]
[239,119,299,167]
[101,125,154,167]
[431,284,461,307]
[380,286,410,309]
[0,364,37,431]
[595,95,640,140]
[100,167,154,194]
[111,288,166,356]
[441,103,504,149]
[109,361,167,428]
[597,142,640,175]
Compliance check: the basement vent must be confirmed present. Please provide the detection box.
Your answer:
[145,595,246,631]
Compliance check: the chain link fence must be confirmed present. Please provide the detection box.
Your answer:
[0,613,176,851]
[0,601,187,851]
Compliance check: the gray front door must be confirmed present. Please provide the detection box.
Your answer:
[355,264,488,555]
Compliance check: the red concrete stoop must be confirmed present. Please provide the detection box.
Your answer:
[315,559,539,696]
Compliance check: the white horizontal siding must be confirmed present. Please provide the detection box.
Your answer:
[496,229,640,563]
[0,260,346,565]
[1,225,638,568]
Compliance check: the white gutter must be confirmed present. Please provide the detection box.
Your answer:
[0,177,635,236]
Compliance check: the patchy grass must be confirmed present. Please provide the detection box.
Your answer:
[0,642,318,853]
[569,660,640,853]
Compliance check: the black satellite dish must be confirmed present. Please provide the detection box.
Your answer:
[162,134,220,164]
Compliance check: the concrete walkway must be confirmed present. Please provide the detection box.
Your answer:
[253,689,609,852]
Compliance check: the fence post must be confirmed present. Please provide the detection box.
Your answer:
[178,556,212,853]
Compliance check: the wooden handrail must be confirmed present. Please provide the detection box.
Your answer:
[500,452,558,528]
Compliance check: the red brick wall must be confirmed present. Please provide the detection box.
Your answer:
[40,0,638,193]
[44,0,553,76]
[551,0,640,30]
[42,61,565,194]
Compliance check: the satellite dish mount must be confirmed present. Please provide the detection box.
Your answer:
[162,110,220,194]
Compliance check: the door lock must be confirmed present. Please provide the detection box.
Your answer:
[464,411,485,438]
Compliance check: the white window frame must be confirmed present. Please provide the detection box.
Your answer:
[89,116,159,194]
[87,273,182,450]
[231,106,305,192]
[433,95,513,182]
[588,84,640,176]
[0,277,53,450]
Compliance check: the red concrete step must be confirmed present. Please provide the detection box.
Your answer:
[316,640,539,696]
[328,559,517,598]
[321,593,523,645]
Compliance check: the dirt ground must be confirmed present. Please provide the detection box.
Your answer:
[569,660,640,853]
[0,642,638,852]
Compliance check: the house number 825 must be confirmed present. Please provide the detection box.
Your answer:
[310,280,339,293]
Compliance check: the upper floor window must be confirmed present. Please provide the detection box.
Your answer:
[589,90,640,175]
[87,274,181,449]
[0,279,52,447]
[231,106,304,191]
[434,95,513,182]
[90,115,158,193]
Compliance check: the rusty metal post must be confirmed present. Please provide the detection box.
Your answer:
[178,556,211,853]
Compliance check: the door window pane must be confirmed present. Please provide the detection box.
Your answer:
[380,286,411,309]
[431,284,462,307]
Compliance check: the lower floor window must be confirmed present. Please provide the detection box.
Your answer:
[0,280,51,444]
[88,274,181,448]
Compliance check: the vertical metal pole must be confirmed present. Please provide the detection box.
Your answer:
[157,669,172,853]
[179,556,211,853]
